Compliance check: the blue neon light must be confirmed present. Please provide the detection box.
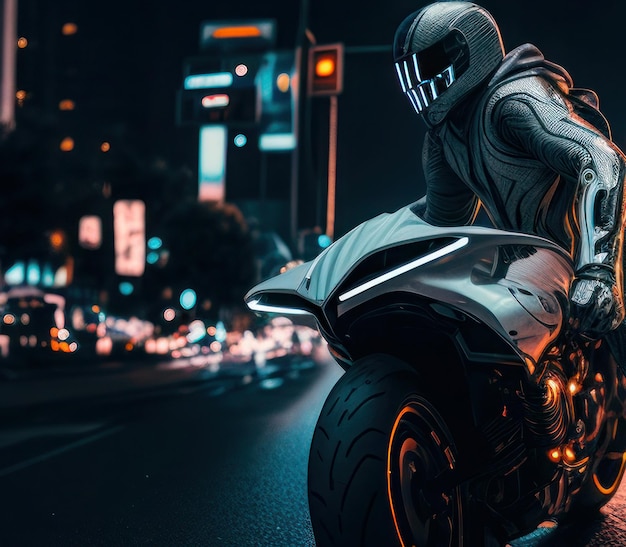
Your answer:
[184,73,233,90]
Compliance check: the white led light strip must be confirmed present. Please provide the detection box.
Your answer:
[338,237,469,302]
[247,299,313,316]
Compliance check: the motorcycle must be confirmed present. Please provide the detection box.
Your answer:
[244,203,626,546]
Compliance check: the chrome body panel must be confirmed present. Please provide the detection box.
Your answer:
[245,204,574,367]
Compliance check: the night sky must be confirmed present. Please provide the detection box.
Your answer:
[69,0,626,235]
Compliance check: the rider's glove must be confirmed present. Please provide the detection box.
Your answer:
[569,265,624,339]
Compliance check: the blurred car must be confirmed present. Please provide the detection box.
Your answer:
[0,287,64,361]
[65,303,111,357]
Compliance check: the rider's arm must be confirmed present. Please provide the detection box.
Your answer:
[422,132,480,226]
[496,85,626,336]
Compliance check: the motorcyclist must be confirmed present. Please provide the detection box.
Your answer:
[393,2,626,544]
[393,0,626,348]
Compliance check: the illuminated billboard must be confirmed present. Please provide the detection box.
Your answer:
[78,215,102,250]
[113,200,146,276]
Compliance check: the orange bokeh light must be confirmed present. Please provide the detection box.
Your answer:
[60,137,74,152]
[62,22,78,35]
[59,99,75,111]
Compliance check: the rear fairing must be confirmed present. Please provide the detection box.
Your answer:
[245,204,574,369]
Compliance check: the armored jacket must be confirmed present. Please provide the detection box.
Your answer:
[421,44,626,318]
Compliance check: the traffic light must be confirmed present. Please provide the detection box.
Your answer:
[307,43,344,97]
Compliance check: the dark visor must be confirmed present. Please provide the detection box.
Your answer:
[396,30,467,83]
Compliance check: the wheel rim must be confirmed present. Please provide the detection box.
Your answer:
[592,451,626,495]
[387,399,463,547]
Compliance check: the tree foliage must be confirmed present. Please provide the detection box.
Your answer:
[151,199,256,318]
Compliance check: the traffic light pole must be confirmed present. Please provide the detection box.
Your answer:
[290,45,302,247]
[304,39,342,244]
[291,0,311,249]
[325,95,338,241]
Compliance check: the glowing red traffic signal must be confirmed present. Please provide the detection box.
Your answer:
[308,43,344,96]
[315,57,336,78]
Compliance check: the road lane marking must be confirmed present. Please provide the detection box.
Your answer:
[0,422,110,449]
[0,425,124,477]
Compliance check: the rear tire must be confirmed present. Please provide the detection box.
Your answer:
[307,353,473,546]
[572,382,626,514]
[574,449,626,512]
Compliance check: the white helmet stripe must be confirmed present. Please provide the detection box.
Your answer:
[403,60,413,89]
[394,63,407,93]
[442,65,455,86]
[418,85,429,107]
[410,89,423,112]
[411,53,422,82]
[429,80,438,100]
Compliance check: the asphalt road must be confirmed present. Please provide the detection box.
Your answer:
[0,354,342,546]
[1,352,626,547]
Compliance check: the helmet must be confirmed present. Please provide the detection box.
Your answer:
[393,1,505,127]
